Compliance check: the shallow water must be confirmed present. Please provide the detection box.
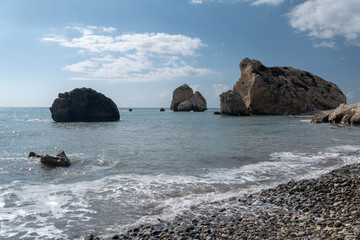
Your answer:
[1,108,360,239]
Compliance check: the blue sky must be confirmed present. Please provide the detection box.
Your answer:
[0,0,359,107]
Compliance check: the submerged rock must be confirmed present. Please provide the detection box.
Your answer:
[311,103,360,125]
[50,87,120,122]
[170,84,207,112]
[220,58,346,115]
[29,151,71,167]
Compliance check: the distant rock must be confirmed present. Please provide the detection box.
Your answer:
[50,88,120,122]
[213,111,221,115]
[29,151,71,167]
[190,91,207,112]
[160,108,165,112]
[311,103,360,125]
[220,58,346,115]
[178,100,193,111]
[170,84,207,112]
[170,84,194,111]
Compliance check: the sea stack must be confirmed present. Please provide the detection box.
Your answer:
[170,84,207,112]
[50,87,120,122]
[220,58,346,115]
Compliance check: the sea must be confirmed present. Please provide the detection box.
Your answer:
[1,107,360,239]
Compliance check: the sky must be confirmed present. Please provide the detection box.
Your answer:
[0,0,360,108]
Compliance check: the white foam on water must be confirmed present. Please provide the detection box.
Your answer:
[27,118,52,123]
[113,144,360,232]
[2,144,360,239]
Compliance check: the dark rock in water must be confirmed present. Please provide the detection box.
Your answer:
[84,234,94,240]
[50,87,120,122]
[170,84,207,112]
[170,84,193,111]
[129,108,133,112]
[41,151,71,167]
[29,151,71,167]
[28,152,41,158]
[220,58,346,115]
[160,108,165,112]
[311,103,360,125]
[213,111,221,115]
[220,90,250,116]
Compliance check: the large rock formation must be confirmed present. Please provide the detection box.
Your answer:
[220,58,346,115]
[311,103,360,125]
[170,84,207,112]
[50,88,120,122]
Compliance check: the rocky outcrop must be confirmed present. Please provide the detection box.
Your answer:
[50,88,120,122]
[190,91,207,112]
[220,90,250,116]
[178,100,192,111]
[29,151,71,167]
[220,58,346,115]
[170,84,207,112]
[311,103,360,125]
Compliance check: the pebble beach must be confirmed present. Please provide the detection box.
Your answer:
[88,163,360,240]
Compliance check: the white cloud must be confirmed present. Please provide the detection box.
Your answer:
[189,0,203,4]
[289,0,360,47]
[212,84,230,97]
[102,27,116,33]
[42,26,212,83]
[188,0,360,48]
[247,0,284,6]
[312,41,337,49]
[62,60,97,72]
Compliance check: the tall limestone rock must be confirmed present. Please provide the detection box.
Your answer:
[170,84,207,112]
[220,58,346,115]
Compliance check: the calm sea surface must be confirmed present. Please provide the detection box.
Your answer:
[1,107,360,239]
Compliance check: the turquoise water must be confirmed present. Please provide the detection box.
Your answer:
[1,108,360,239]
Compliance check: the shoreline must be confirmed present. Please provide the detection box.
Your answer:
[89,163,360,240]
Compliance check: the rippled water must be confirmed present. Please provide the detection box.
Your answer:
[1,107,360,239]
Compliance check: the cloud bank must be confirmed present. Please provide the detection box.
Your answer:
[42,26,213,82]
[190,0,360,48]
[289,0,360,47]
